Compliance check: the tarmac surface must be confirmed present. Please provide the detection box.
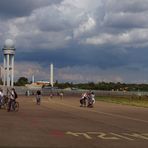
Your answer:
[0,95,148,148]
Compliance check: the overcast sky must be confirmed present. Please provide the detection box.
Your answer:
[1,0,148,83]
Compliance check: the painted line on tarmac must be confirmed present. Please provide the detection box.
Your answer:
[48,101,148,124]
[66,131,148,141]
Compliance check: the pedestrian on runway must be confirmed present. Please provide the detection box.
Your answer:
[59,92,64,99]
[36,90,41,105]
[50,93,53,99]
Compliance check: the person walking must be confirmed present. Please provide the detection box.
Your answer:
[59,92,64,99]
[36,90,41,105]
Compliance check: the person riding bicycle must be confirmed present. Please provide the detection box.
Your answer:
[80,92,87,107]
[87,92,95,108]
[7,88,17,112]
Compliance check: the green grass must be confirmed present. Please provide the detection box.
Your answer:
[96,96,148,108]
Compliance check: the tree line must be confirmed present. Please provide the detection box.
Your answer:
[1,77,148,91]
[54,81,148,91]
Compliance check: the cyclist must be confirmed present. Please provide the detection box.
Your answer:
[80,92,87,107]
[87,92,95,108]
[7,88,17,112]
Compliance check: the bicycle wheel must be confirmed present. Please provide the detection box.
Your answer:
[4,102,8,110]
[14,102,19,112]
[5,102,9,110]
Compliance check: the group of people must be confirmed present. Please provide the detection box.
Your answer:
[36,90,95,108]
[35,90,64,105]
[0,88,18,111]
[49,92,64,99]
[1,88,96,110]
[80,91,95,108]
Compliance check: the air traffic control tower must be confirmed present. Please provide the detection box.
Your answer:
[2,39,15,87]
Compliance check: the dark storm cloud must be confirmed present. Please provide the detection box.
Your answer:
[0,0,62,19]
[15,44,128,70]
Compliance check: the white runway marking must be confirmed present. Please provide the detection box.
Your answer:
[66,131,148,141]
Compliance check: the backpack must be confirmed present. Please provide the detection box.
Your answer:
[14,91,18,99]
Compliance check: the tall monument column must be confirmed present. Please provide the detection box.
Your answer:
[50,63,54,87]
[2,39,15,87]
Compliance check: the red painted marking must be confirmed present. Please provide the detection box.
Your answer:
[50,130,65,137]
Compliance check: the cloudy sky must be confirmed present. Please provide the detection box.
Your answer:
[0,0,148,83]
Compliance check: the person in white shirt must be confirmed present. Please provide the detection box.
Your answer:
[91,92,95,104]
[87,92,95,108]
[80,92,87,107]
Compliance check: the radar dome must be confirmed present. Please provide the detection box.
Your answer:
[4,39,15,48]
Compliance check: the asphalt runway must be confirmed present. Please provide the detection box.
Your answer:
[0,96,148,148]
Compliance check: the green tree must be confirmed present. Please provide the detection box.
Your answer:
[15,77,29,86]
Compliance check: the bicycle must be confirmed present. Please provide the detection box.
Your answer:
[0,95,9,109]
[7,100,19,112]
[6,88,19,112]
[12,101,19,112]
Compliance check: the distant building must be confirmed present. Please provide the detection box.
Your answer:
[36,81,49,86]
[26,81,50,89]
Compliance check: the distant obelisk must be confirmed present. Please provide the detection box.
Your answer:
[32,75,35,83]
[50,63,54,87]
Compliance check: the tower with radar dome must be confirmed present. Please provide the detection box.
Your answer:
[2,39,15,87]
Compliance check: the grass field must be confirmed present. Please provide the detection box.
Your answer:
[96,96,148,108]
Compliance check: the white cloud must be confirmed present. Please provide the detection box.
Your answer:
[13,62,125,83]
[0,0,147,48]
[62,0,102,11]
[56,66,124,83]
[1,0,147,52]
[1,0,148,83]
[0,0,103,51]
[83,28,148,48]
[73,16,96,38]
[14,62,47,81]
[1,60,148,83]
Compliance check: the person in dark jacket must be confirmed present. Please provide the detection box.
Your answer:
[36,90,41,105]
